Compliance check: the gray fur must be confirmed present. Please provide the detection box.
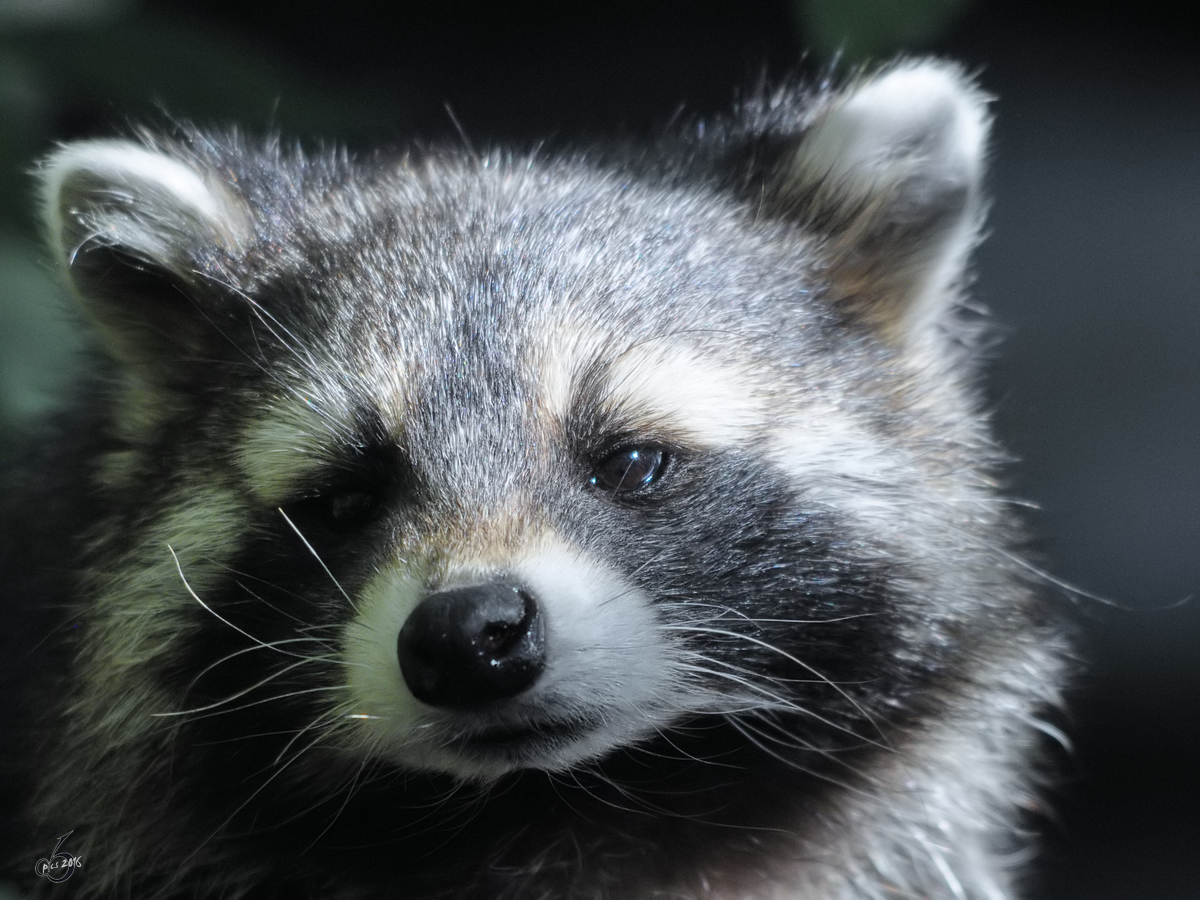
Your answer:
[1,60,1066,899]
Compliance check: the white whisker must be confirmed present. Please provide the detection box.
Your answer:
[277,508,362,614]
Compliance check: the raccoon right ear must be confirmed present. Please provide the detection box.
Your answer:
[39,139,253,374]
[760,61,989,348]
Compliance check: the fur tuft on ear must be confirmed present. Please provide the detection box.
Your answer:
[39,139,253,372]
[773,61,989,346]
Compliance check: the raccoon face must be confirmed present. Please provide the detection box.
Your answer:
[41,62,991,787]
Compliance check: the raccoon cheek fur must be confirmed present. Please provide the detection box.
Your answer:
[2,59,1069,900]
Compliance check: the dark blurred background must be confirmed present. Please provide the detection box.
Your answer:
[1,2,1197,898]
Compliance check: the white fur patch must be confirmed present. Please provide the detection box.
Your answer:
[604,343,765,444]
[536,320,607,423]
[340,563,431,750]
[769,407,997,560]
[40,139,251,261]
[540,328,765,446]
[79,481,248,729]
[768,409,915,538]
[504,541,676,751]
[540,321,763,448]
[236,392,355,504]
[793,64,986,205]
[787,61,988,344]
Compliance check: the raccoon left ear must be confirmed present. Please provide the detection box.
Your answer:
[769,61,988,346]
[39,139,253,376]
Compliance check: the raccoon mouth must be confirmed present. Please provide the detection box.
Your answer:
[452,717,596,754]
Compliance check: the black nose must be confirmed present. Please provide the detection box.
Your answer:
[397,583,546,708]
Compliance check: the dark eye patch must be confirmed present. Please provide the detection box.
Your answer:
[281,474,389,537]
[278,409,410,538]
[289,481,387,534]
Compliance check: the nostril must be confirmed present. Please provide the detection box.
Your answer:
[397,583,546,708]
[479,590,536,653]
[481,620,518,653]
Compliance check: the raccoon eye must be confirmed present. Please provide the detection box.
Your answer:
[590,447,669,495]
[324,488,384,531]
[285,485,386,535]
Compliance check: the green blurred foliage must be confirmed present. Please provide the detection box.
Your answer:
[0,229,82,428]
[797,0,971,63]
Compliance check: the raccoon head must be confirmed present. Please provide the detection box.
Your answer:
[42,61,993,790]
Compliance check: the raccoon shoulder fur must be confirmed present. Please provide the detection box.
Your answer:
[1,60,1067,900]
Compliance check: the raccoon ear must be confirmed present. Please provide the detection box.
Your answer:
[772,62,988,345]
[39,139,253,373]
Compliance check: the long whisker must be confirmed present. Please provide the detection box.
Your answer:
[156,642,341,718]
[666,623,888,744]
[663,600,880,627]
[170,545,313,657]
[180,724,339,867]
[725,715,877,798]
[277,509,361,615]
[155,676,351,720]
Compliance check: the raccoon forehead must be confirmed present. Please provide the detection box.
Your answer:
[539,329,769,446]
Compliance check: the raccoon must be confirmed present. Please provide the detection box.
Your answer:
[1,61,1066,900]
